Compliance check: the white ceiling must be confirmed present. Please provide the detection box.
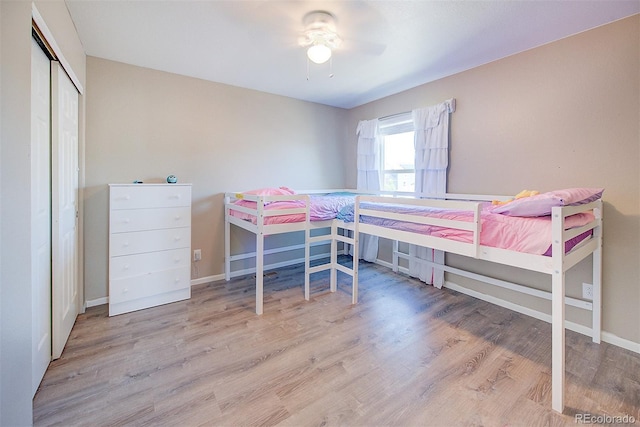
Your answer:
[65,0,639,109]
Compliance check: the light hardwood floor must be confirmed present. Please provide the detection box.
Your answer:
[33,259,640,426]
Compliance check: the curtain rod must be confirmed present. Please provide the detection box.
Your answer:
[378,98,456,121]
[379,111,411,121]
[378,111,411,120]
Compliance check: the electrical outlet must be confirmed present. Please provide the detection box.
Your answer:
[582,283,593,300]
[193,249,202,262]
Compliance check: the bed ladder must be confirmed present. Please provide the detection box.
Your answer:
[304,220,357,303]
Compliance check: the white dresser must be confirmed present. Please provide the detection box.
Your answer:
[108,183,192,316]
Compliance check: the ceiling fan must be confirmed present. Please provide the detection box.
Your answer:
[298,11,342,64]
[240,2,387,78]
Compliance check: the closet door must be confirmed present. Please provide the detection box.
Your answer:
[31,37,52,396]
[51,62,80,359]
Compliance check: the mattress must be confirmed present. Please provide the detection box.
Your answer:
[337,202,595,256]
[229,192,357,224]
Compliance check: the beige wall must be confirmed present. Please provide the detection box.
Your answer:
[347,16,639,344]
[84,57,348,301]
[0,1,86,423]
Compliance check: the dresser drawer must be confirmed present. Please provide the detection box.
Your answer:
[109,266,190,305]
[110,185,191,210]
[109,248,190,280]
[110,206,191,233]
[110,227,190,257]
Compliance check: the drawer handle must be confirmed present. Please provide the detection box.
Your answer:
[124,195,131,200]
[124,264,130,270]
[174,258,180,263]
[174,236,181,241]
[170,194,181,199]
[175,278,180,283]
[123,288,128,294]
[124,218,130,224]
[174,215,181,220]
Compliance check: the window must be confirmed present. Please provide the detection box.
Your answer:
[379,113,415,192]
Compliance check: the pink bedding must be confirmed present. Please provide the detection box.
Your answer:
[340,202,595,256]
[229,194,596,256]
[229,194,356,224]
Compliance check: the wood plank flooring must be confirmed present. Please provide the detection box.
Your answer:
[33,259,640,426]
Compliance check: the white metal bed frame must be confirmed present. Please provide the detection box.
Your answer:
[224,190,603,414]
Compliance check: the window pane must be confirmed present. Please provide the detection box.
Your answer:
[382,131,415,191]
[383,132,414,171]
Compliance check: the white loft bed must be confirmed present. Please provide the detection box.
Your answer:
[224,190,361,315]
[224,189,603,414]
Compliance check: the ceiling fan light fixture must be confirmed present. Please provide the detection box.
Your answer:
[307,43,332,64]
[300,11,341,67]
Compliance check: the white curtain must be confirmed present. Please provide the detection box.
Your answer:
[408,99,455,288]
[354,119,380,262]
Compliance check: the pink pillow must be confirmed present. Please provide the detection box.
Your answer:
[547,188,604,205]
[243,187,295,196]
[235,187,296,205]
[491,188,603,217]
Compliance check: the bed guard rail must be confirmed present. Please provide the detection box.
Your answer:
[353,194,484,259]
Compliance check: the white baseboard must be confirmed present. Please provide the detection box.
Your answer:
[85,296,108,308]
[601,331,640,354]
[191,274,224,286]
